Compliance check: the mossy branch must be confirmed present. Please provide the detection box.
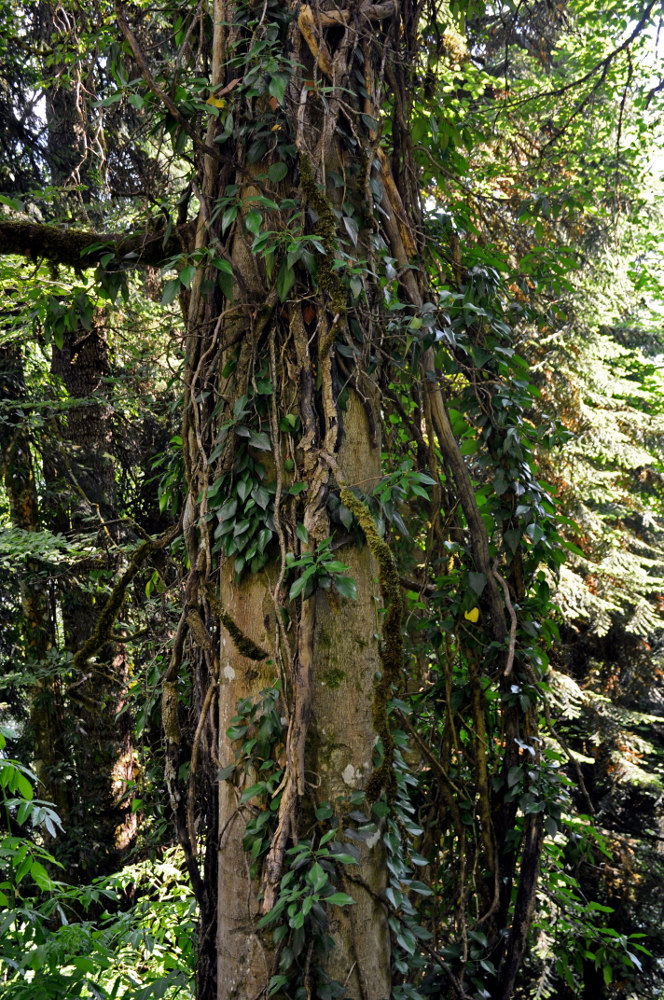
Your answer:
[0,219,194,270]
[340,488,403,803]
[205,585,268,660]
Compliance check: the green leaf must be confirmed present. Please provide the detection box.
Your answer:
[468,572,487,596]
[219,498,238,520]
[325,892,355,907]
[335,576,358,600]
[245,210,262,236]
[249,431,272,451]
[296,523,309,543]
[323,560,349,574]
[161,278,180,305]
[307,861,328,892]
[179,263,196,287]
[241,782,266,803]
[252,485,270,509]
[268,73,289,105]
[30,860,53,890]
[16,772,33,800]
[268,161,288,183]
[339,504,353,530]
[268,975,289,996]
[221,205,237,235]
[343,216,359,247]
[226,725,248,740]
[289,569,315,600]
[331,852,358,865]
[276,260,295,301]
[507,766,522,788]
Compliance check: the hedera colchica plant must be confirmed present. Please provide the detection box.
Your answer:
[1,1,664,1000]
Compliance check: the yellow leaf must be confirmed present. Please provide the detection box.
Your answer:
[206,96,227,109]
[464,607,479,623]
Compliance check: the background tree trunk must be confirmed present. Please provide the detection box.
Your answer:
[0,345,70,829]
[46,317,136,875]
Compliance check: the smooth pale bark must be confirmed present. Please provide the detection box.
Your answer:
[308,392,390,999]
[216,392,390,1000]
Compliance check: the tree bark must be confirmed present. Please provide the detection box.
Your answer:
[0,218,192,269]
[46,317,136,874]
[166,2,404,995]
[0,346,70,828]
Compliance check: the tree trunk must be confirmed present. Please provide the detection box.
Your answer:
[0,346,70,828]
[46,317,136,874]
[214,391,390,1000]
[163,3,406,996]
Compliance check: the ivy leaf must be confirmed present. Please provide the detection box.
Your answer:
[268,975,289,996]
[507,766,522,788]
[249,431,272,451]
[252,485,270,509]
[468,572,487,596]
[257,527,272,552]
[219,498,237,521]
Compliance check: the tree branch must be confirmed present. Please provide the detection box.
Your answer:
[0,218,194,269]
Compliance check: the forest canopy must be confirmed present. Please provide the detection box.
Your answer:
[1,2,664,1000]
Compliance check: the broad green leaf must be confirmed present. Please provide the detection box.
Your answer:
[245,210,262,236]
[325,892,355,906]
[276,260,295,301]
[161,278,180,305]
[268,161,288,183]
